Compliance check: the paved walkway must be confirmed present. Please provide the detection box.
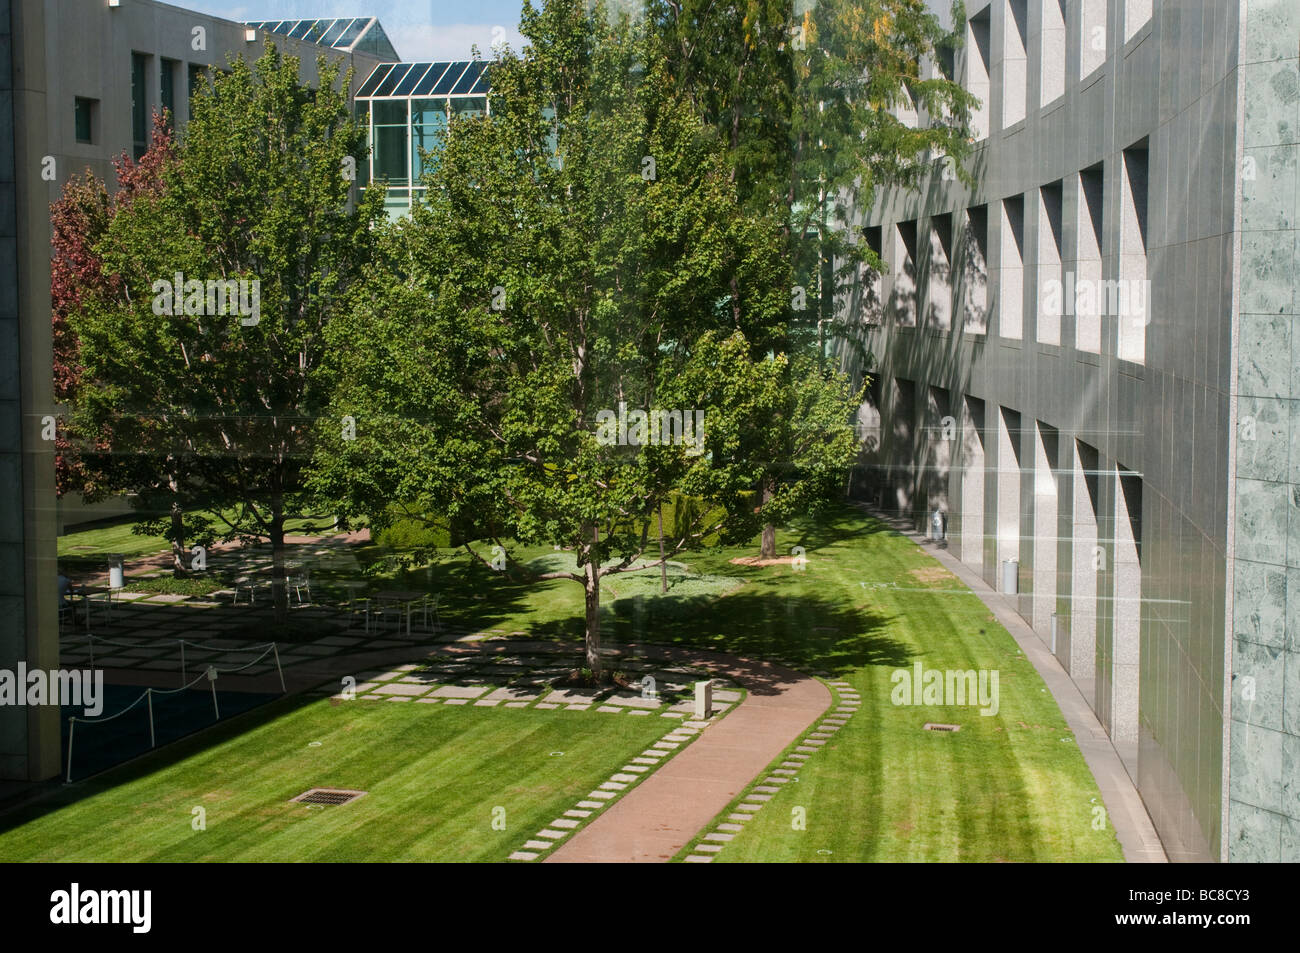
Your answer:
[863,505,1168,863]
[546,648,830,863]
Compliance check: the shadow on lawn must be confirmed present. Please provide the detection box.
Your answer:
[522,587,911,681]
[0,693,320,840]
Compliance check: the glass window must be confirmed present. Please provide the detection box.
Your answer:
[412,99,448,179]
[413,63,451,96]
[357,64,392,98]
[74,97,95,144]
[160,59,177,125]
[131,53,149,160]
[371,100,409,187]
[188,64,207,104]
[432,63,468,95]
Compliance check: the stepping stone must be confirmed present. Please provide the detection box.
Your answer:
[535,703,559,710]
[652,741,679,750]
[810,732,831,739]
[829,681,851,687]
[413,696,441,704]
[566,704,592,711]
[817,725,841,733]
[564,809,592,818]
[474,700,500,707]
[640,750,665,759]
[727,814,752,823]
[780,761,802,769]
[599,781,627,791]
[735,802,763,812]
[597,706,622,713]
[550,818,580,829]
[718,823,744,832]
[577,801,605,810]
[523,840,552,850]
[588,790,617,800]
[683,721,710,729]
[509,851,539,861]
[754,786,780,794]
[695,844,724,853]
[443,699,470,705]
[485,686,544,702]
[795,745,817,753]
[386,696,413,702]
[789,753,810,761]
[745,794,772,802]
[610,773,638,783]
[601,695,663,709]
[670,726,699,735]
[712,690,742,702]
[764,777,790,784]
[803,739,826,746]
[666,732,695,741]
[704,832,734,842]
[773,768,797,776]
[547,689,601,703]
[684,855,713,863]
[631,757,658,766]
[505,701,529,708]
[627,710,651,716]
[537,829,568,840]
[432,684,490,698]
[621,765,649,773]
[660,711,685,718]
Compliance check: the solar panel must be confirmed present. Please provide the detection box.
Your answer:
[373,63,412,97]
[432,62,469,95]
[356,63,393,98]
[288,21,314,39]
[412,63,452,96]
[450,61,485,95]
[470,65,491,94]
[393,64,432,97]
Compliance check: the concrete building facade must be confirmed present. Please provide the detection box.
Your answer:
[848,0,1299,861]
[1,0,395,782]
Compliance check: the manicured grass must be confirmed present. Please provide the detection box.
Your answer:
[57,512,347,563]
[0,698,668,862]
[366,506,1124,861]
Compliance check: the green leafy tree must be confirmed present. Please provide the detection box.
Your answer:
[312,0,861,675]
[650,0,976,555]
[66,45,381,618]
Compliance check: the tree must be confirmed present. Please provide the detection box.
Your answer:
[65,45,381,619]
[649,0,976,555]
[311,0,862,677]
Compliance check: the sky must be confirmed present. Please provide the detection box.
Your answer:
[179,1,529,62]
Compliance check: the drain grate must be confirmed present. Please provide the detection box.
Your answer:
[923,723,961,732]
[291,788,368,806]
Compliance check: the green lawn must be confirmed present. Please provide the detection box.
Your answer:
[32,505,1126,862]
[0,699,668,862]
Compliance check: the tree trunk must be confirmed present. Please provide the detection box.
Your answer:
[580,521,603,677]
[583,557,602,678]
[760,474,777,559]
[657,504,667,595]
[270,498,289,624]
[168,473,186,577]
[170,499,187,578]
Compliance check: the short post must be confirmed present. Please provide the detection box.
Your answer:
[146,689,156,748]
[207,665,220,719]
[180,640,187,688]
[272,642,286,693]
[65,717,77,784]
[694,679,713,719]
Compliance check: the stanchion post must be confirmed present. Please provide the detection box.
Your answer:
[146,689,156,748]
[272,642,286,693]
[208,666,220,719]
[65,717,76,784]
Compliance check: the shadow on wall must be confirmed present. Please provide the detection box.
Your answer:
[839,145,991,533]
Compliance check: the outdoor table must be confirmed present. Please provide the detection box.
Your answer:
[372,590,426,637]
